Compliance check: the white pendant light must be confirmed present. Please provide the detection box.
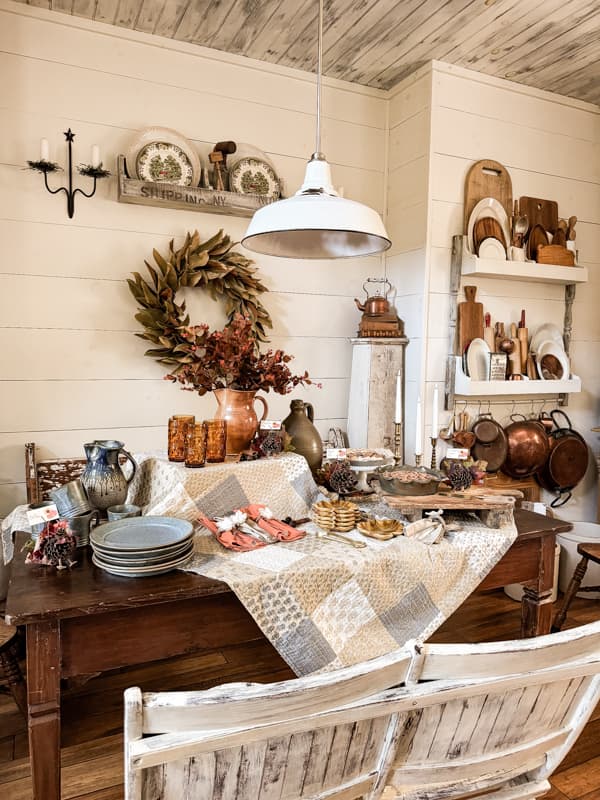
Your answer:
[242,0,391,260]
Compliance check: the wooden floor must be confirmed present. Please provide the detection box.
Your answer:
[0,590,598,800]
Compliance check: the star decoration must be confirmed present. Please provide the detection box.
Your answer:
[64,128,75,142]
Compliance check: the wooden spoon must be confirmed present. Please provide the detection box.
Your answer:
[528,224,549,261]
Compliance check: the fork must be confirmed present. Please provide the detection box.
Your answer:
[316,529,367,549]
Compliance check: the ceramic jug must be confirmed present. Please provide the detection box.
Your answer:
[213,388,268,455]
[81,440,137,512]
[282,400,323,473]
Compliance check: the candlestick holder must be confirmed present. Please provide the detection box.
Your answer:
[393,421,403,465]
[414,453,422,467]
[430,437,438,470]
[27,129,110,219]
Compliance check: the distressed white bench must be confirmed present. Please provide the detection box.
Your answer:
[125,620,600,800]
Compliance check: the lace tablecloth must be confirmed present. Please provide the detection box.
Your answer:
[3,452,517,676]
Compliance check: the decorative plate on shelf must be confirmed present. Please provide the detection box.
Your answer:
[466,337,491,381]
[229,157,280,199]
[126,127,201,187]
[467,197,511,254]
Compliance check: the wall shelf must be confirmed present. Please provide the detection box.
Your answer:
[461,237,588,284]
[445,235,583,410]
[116,155,276,218]
[450,356,581,399]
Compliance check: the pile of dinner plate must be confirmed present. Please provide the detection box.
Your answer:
[90,516,194,577]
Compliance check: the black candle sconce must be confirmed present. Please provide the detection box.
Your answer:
[26,128,110,219]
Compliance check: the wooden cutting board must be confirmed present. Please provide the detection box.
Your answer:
[458,285,484,353]
[464,159,513,232]
[519,196,558,234]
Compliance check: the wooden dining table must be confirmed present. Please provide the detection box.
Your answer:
[5,508,570,800]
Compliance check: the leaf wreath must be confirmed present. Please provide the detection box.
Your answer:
[128,229,272,373]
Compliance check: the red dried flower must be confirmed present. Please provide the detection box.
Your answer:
[166,314,315,396]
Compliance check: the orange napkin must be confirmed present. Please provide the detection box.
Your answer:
[242,504,306,542]
[197,513,266,552]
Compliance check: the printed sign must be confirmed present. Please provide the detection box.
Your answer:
[260,420,282,430]
[446,447,470,460]
[326,448,347,460]
[26,503,59,525]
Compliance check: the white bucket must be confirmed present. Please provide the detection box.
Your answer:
[557,521,600,599]
[504,542,561,603]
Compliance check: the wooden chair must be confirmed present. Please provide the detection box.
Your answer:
[0,621,26,715]
[124,620,600,800]
[552,542,600,631]
[25,442,86,504]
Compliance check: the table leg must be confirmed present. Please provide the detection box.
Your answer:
[521,534,556,637]
[26,620,61,800]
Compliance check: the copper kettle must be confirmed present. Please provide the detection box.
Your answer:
[354,278,392,316]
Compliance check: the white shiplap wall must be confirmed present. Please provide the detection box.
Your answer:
[0,1,387,514]
[405,61,600,521]
[385,67,432,458]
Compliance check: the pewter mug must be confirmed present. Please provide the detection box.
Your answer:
[81,440,137,512]
[50,479,92,518]
[67,510,99,547]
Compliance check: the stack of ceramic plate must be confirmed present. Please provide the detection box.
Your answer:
[90,517,194,578]
[312,500,360,532]
[531,323,570,381]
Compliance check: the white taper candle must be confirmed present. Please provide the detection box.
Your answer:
[415,396,423,456]
[394,370,402,423]
[40,138,49,161]
[432,384,439,438]
[91,145,100,168]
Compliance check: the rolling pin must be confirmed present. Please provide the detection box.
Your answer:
[518,309,528,374]
[484,313,495,352]
[509,323,521,376]
[494,322,505,353]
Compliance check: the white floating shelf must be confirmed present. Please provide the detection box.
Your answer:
[461,238,588,285]
[452,357,581,397]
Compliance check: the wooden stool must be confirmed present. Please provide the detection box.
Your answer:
[0,620,26,715]
[552,542,600,632]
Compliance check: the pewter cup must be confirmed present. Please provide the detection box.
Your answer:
[28,500,55,540]
[107,504,141,521]
[50,479,92,518]
[67,510,99,547]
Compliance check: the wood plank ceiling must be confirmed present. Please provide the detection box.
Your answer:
[18,0,600,104]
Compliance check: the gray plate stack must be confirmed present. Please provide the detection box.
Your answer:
[90,517,194,577]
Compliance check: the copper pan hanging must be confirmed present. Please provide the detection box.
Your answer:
[536,410,589,507]
[502,414,549,479]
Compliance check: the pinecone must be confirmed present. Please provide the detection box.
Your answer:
[447,462,473,491]
[327,461,358,494]
[40,525,76,568]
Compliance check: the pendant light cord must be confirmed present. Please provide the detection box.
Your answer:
[315,0,324,157]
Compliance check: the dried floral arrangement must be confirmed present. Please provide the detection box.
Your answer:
[128,229,272,381]
[166,314,312,395]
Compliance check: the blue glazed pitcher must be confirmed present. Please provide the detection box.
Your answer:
[81,440,137,512]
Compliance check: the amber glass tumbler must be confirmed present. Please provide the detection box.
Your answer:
[168,415,195,462]
[205,420,227,463]
[185,422,208,468]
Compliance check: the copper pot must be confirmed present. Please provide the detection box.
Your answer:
[502,414,549,479]
[471,414,508,473]
[536,410,588,507]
